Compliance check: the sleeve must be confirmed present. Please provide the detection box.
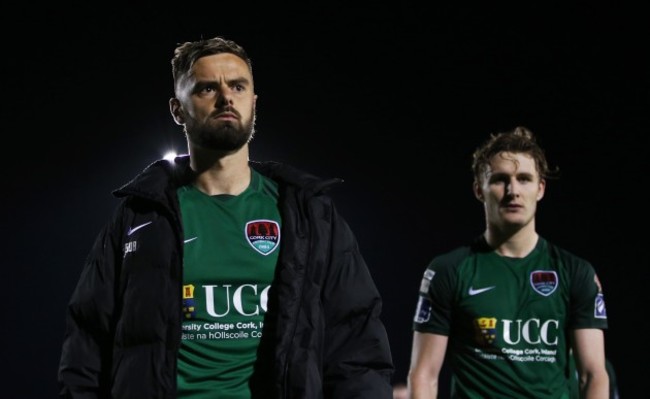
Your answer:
[413,256,456,335]
[57,208,124,398]
[568,257,608,330]
[320,204,394,399]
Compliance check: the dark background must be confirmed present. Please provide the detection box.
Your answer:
[3,3,647,397]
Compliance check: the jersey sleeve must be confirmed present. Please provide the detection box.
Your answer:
[412,255,458,335]
[567,256,608,330]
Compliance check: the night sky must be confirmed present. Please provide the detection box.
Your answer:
[4,4,647,397]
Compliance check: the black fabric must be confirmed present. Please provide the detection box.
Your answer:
[58,155,394,398]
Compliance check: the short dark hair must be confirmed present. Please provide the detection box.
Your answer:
[472,126,558,184]
[171,36,253,91]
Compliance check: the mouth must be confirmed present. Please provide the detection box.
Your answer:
[214,112,238,120]
[213,106,240,120]
[503,203,522,211]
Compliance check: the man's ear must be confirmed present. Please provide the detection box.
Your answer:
[169,98,184,125]
[537,178,546,201]
[473,181,484,202]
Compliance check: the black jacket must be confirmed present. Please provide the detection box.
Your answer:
[58,156,394,398]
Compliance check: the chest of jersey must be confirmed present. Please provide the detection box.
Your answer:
[176,178,281,397]
[454,250,568,349]
[179,183,281,322]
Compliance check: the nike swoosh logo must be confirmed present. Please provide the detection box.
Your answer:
[127,221,152,236]
[468,286,496,296]
[184,237,198,244]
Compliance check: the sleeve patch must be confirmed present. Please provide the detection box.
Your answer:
[414,296,432,323]
[419,270,435,293]
[424,269,435,280]
[594,293,607,319]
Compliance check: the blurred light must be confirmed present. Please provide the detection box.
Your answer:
[163,151,177,161]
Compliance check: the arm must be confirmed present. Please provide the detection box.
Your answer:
[58,218,121,398]
[571,328,609,399]
[321,208,394,398]
[407,331,448,399]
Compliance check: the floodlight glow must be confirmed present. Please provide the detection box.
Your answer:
[163,151,177,161]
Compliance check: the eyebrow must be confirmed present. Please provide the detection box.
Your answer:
[486,170,536,179]
[196,76,251,86]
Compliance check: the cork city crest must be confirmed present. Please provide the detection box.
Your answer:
[530,270,558,296]
[245,219,280,255]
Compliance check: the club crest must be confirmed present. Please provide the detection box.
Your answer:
[245,219,280,255]
[530,270,558,296]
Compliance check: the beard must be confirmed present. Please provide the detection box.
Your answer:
[185,108,256,152]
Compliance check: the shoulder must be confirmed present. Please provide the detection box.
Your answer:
[428,236,487,273]
[250,160,343,195]
[539,239,602,294]
[113,155,194,200]
[541,238,594,270]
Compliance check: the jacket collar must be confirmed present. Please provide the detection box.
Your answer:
[112,155,343,200]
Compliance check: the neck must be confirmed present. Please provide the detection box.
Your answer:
[189,145,251,196]
[484,221,538,258]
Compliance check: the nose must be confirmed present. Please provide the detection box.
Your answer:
[216,85,234,107]
[506,178,520,197]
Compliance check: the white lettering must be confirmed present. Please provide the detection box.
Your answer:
[501,318,559,346]
[233,284,259,316]
[540,319,559,345]
[204,285,231,317]
[203,284,271,318]
[522,319,541,344]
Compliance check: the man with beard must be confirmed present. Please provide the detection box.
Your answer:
[58,36,394,399]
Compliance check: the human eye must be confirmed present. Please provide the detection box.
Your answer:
[229,77,250,93]
[518,174,534,183]
[194,82,217,96]
[195,88,210,98]
[232,82,246,92]
[488,174,507,185]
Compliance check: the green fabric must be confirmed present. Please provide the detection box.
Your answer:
[176,169,280,398]
[414,237,608,398]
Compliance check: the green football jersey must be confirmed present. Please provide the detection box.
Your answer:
[176,169,280,398]
[413,236,608,399]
